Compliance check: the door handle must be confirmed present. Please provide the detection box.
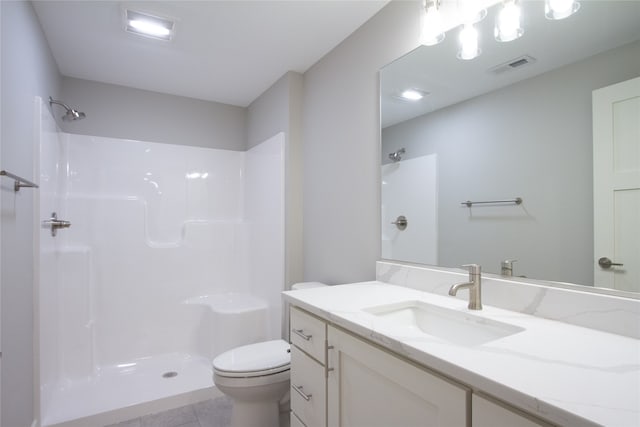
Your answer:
[598,257,623,269]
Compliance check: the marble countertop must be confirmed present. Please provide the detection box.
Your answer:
[283,282,640,427]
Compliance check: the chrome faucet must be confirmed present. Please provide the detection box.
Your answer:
[501,259,517,277]
[448,264,482,310]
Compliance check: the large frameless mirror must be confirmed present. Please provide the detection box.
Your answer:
[380,0,640,294]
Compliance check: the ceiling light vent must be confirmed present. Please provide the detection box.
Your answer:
[124,9,175,41]
[395,89,430,102]
[489,55,537,74]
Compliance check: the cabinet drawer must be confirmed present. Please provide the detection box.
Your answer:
[291,346,326,427]
[291,412,306,427]
[291,307,326,363]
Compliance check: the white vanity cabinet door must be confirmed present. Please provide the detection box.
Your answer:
[291,345,326,427]
[327,326,469,427]
[472,394,553,427]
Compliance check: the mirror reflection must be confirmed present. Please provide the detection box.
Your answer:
[380,1,640,292]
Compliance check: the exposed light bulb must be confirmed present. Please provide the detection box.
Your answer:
[545,0,580,20]
[495,0,523,42]
[420,0,445,46]
[457,23,480,60]
[458,0,487,24]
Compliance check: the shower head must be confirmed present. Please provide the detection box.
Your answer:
[49,97,86,121]
[62,109,86,122]
[388,148,405,162]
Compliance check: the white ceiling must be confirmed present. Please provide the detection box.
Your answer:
[33,0,388,107]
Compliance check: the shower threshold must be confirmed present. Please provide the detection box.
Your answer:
[42,352,217,427]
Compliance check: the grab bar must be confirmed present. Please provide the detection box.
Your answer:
[461,197,522,207]
[0,170,39,192]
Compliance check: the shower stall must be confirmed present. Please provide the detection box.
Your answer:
[35,98,285,426]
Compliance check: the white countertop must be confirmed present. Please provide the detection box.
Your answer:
[283,282,640,427]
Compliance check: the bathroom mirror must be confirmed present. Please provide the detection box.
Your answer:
[380,1,640,292]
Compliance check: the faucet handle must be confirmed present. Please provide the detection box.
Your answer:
[462,264,481,275]
[501,259,518,267]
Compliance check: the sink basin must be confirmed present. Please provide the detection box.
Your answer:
[363,300,524,346]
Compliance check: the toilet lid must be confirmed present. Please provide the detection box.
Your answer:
[213,339,290,376]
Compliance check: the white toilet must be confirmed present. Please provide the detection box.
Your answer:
[213,339,291,427]
[212,282,326,427]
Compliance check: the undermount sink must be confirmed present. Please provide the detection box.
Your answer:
[363,300,524,346]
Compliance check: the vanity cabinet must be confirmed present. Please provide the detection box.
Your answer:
[472,394,554,427]
[327,325,469,427]
[290,307,327,427]
[290,305,554,427]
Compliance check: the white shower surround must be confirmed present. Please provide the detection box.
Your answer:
[37,99,285,426]
[381,154,438,265]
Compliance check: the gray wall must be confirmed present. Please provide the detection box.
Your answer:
[302,1,419,284]
[248,71,297,149]
[381,41,640,285]
[61,77,247,150]
[1,2,62,426]
[247,71,305,294]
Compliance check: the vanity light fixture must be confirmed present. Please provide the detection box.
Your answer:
[125,9,175,41]
[456,0,486,61]
[545,0,580,20]
[458,23,481,60]
[420,0,580,60]
[458,0,488,24]
[495,0,524,42]
[420,0,445,46]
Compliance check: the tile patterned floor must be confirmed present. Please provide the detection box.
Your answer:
[105,396,232,427]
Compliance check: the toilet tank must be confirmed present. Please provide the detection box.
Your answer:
[291,282,327,291]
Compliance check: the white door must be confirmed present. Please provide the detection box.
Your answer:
[327,326,468,427]
[593,77,640,291]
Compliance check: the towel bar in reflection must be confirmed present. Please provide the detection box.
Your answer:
[461,197,522,207]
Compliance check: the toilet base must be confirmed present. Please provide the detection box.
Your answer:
[215,373,290,427]
[230,399,280,427]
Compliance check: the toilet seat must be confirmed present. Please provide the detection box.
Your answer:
[213,339,290,378]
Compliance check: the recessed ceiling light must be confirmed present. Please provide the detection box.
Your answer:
[124,9,175,41]
[400,89,428,101]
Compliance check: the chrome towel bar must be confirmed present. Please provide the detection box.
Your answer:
[461,197,522,207]
[1,170,39,192]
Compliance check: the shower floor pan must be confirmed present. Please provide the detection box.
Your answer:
[42,352,216,427]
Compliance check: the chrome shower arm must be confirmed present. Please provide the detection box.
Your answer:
[48,96,86,121]
[49,97,72,111]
